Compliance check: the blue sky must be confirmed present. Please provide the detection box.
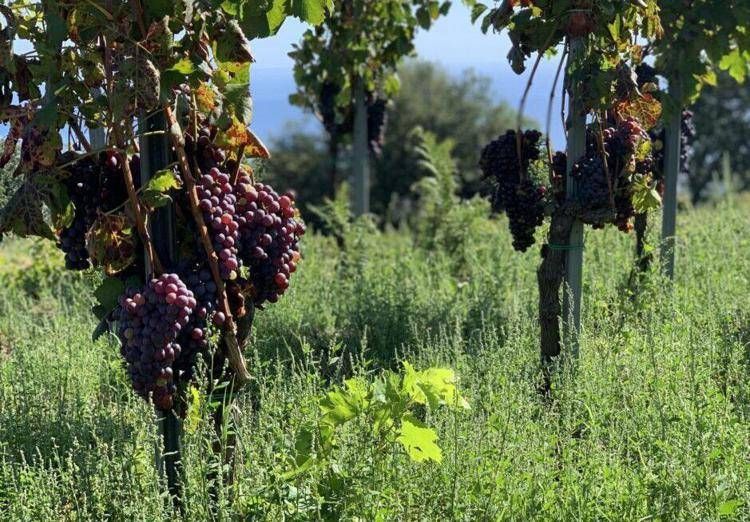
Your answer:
[252,2,512,69]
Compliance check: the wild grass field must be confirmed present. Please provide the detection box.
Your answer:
[0,194,749,520]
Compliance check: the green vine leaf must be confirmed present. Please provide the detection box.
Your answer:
[241,0,290,39]
[141,169,181,210]
[93,277,125,314]
[291,0,333,26]
[470,3,488,24]
[397,414,442,463]
[718,49,749,84]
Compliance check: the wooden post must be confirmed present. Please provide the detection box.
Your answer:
[351,79,370,216]
[660,78,682,280]
[140,110,182,509]
[562,38,586,358]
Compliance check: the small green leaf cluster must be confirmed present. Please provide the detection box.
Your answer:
[653,1,750,104]
[287,362,469,479]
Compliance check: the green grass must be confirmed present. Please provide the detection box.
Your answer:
[0,196,749,520]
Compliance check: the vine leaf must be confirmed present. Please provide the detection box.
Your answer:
[320,378,370,428]
[216,116,269,159]
[470,3,488,24]
[241,0,289,39]
[0,178,56,240]
[244,129,271,159]
[93,276,125,315]
[631,176,662,213]
[141,169,181,209]
[719,49,749,84]
[397,415,442,463]
[614,93,662,130]
[86,213,137,275]
[241,0,331,40]
[291,0,332,26]
[215,20,255,63]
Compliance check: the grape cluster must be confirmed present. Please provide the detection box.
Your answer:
[184,125,227,174]
[197,168,241,281]
[100,152,131,210]
[57,151,133,270]
[480,129,547,252]
[59,156,100,269]
[175,264,217,380]
[234,176,306,305]
[507,180,547,252]
[551,151,567,202]
[573,119,652,230]
[367,98,388,155]
[602,118,643,158]
[572,155,610,209]
[116,274,197,410]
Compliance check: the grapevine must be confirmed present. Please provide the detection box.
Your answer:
[0,1,320,417]
[470,0,665,364]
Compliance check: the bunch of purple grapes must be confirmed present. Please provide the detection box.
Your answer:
[184,125,227,174]
[571,155,610,209]
[602,118,643,158]
[574,119,650,230]
[234,175,306,305]
[551,151,567,202]
[100,151,131,210]
[480,130,542,205]
[57,151,134,270]
[175,264,218,380]
[507,180,547,252]
[197,167,241,281]
[116,273,197,410]
[58,154,101,269]
[479,129,547,252]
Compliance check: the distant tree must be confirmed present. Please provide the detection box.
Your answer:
[372,61,532,215]
[262,61,529,222]
[254,123,330,222]
[689,72,750,203]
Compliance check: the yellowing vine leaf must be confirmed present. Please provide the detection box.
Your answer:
[86,213,136,275]
[614,93,662,130]
[216,116,270,159]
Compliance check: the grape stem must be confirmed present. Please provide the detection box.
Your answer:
[545,46,567,181]
[163,105,252,386]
